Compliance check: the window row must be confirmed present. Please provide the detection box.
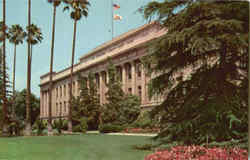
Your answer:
[55,81,77,98]
[127,85,142,99]
[55,101,67,116]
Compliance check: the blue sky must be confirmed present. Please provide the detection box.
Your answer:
[1,0,154,97]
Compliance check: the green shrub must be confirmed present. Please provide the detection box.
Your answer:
[73,125,81,132]
[42,120,48,127]
[131,111,157,129]
[99,124,124,133]
[52,119,63,134]
[72,117,88,133]
[62,119,68,130]
[33,119,46,135]
[80,117,88,133]
[42,129,48,135]
[32,129,38,135]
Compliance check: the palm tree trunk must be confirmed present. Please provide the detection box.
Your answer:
[25,0,32,136]
[12,44,17,118]
[30,45,32,73]
[2,0,8,136]
[48,5,57,135]
[68,20,77,132]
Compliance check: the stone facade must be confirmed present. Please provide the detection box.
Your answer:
[39,22,167,119]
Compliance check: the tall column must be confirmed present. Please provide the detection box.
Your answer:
[67,82,70,115]
[141,66,146,105]
[40,91,43,118]
[99,72,104,105]
[43,91,46,117]
[75,80,79,97]
[103,71,107,104]
[45,91,47,118]
[51,89,54,118]
[131,61,136,95]
[44,91,47,118]
[106,70,109,84]
[47,91,49,118]
[52,87,56,118]
[122,64,126,92]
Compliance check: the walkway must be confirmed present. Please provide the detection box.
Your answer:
[86,131,157,137]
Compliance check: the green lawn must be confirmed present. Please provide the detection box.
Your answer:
[0,134,152,160]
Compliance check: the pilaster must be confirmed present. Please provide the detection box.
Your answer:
[141,66,146,105]
[40,91,43,118]
[99,72,104,105]
[122,64,126,92]
[131,61,136,95]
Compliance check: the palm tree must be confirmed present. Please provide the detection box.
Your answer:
[25,0,32,136]
[63,0,90,132]
[25,23,42,136]
[1,0,8,136]
[26,24,43,70]
[47,0,61,135]
[7,24,26,118]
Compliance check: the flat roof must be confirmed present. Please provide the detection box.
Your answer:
[79,21,158,61]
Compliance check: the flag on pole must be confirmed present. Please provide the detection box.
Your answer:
[113,14,122,20]
[113,4,120,10]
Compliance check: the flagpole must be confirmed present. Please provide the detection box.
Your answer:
[111,0,114,40]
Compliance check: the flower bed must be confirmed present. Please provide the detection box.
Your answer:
[144,146,247,160]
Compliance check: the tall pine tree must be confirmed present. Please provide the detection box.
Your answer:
[72,72,101,130]
[103,61,140,125]
[142,0,248,145]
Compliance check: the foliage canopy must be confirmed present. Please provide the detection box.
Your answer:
[142,0,248,145]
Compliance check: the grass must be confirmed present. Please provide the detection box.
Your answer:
[0,134,153,160]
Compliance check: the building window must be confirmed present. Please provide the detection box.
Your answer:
[95,74,100,88]
[59,103,62,116]
[56,88,58,98]
[127,64,132,80]
[73,82,75,94]
[55,103,58,116]
[137,63,142,78]
[64,85,66,97]
[116,66,122,82]
[60,86,62,97]
[138,86,142,99]
[64,101,66,113]
[103,72,107,84]
[68,83,70,94]
[128,88,132,94]
[56,103,58,115]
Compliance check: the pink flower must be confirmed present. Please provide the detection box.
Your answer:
[144,146,247,160]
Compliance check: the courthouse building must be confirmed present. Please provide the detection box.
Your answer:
[39,22,167,119]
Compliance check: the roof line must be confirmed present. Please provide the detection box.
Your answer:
[79,21,157,61]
